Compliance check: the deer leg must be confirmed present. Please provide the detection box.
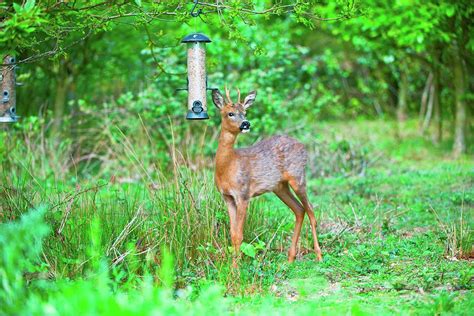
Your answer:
[288,180,323,261]
[274,184,305,263]
[223,195,239,266]
[299,194,323,261]
[234,198,249,253]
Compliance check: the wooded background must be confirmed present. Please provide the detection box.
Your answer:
[1,0,472,155]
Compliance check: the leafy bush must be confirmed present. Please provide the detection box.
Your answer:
[0,207,49,314]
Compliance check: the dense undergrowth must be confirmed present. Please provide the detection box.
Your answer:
[0,117,472,315]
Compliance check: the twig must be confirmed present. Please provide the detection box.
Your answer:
[57,185,79,235]
[51,182,108,211]
[107,206,146,257]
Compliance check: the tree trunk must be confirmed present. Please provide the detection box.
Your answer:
[421,79,434,134]
[397,65,408,137]
[432,67,442,143]
[52,60,72,134]
[53,73,68,133]
[452,46,466,156]
[419,72,433,132]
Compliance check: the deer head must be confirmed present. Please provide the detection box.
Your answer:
[212,87,257,134]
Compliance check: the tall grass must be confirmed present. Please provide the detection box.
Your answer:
[2,160,282,288]
[0,207,231,315]
[1,110,375,287]
[1,114,296,292]
[430,205,474,260]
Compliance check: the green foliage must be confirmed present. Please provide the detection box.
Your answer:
[0,0,47,52]
[240,241,265,259]
[325,0,472,54]
[0,206,48,314]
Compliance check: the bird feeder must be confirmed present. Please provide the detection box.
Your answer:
[0,55,18,123]
[181,33,211,120]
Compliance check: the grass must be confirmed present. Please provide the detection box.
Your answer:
[0,118,472,314]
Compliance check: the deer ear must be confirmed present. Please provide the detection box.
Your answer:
[243,91,257,109]
[212,89,224,109]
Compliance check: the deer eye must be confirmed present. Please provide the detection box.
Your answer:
[228,113,235,117]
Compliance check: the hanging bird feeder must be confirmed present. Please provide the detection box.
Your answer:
[0,55,18,123]
[182,33,211,120]
[178,0,214,120]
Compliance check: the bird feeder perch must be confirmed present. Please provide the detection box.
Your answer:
[181,33,212,120]
[0,55,18,123]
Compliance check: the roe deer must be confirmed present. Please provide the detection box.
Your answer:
[212,87,322,263]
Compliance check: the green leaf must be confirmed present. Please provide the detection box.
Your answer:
[13,3,22,12]
[24,0,36,11]
[445,6,455,17]
[255,240,266,251]
[134,0,142,7]
[240,242,256,258]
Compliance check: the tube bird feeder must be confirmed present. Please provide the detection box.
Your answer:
[181,33,211,120]
[0,55,18,123]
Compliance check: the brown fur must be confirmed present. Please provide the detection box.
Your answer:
[212,88,322,264]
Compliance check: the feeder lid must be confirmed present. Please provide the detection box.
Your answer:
[181,33,211,43]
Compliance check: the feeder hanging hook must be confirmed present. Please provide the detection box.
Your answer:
[190,0,203,17]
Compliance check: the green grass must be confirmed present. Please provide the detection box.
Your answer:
[231,154,473,314]
[0,118,472,315]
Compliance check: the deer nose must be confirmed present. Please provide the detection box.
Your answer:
[240,121,250,130]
